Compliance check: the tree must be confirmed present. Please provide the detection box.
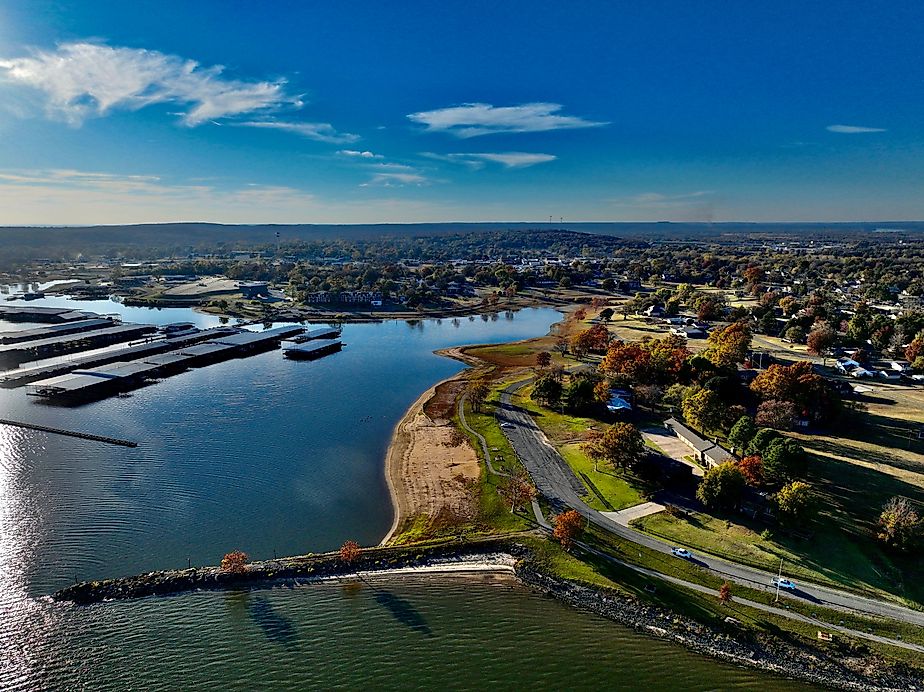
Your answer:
[581,422,645,472]
[339,540,362,563]
[553,509,584,549]
[498,469,537,513]
[876,497,922,551]
[696,462,745,511]
[746,428,780,456]
[718,581,733,605]
[220,550,249,574]
[762,438,807,486]
[806,322,837,356]
[727,415,757,452]
[736,455,764,486]
[784,325,806,344]
[775,481,814,524]
[599,307,614,322]
[704,322,752,368]
[681,387,724,433]
[467,378,490,412]
[573,307,587,321]
[555,336,569,357]
[755,399,798,431]
[563,375,598,413]
[536,351,552,369]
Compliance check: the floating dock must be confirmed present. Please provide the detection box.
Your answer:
[0,305,99,323]
[25,325,304,402]
[0,323,159,368]
[287,326,341,343]
[0,326,240,387]
[0,318,117,345]
[283,338,342,360]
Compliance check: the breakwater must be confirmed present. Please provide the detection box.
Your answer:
[52,538,922,690]
[53,538,518,604]
[0,419,138,447]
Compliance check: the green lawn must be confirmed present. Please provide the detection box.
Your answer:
[560,443,645,511]
[634,510,922,607]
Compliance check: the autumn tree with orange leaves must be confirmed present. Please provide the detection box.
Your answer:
[704,321,752,369]
[220,550,249,574]
[339,540,362,563]
[718,581,732,604]
[553,509,584,549]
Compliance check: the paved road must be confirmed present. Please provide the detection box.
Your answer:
[494,379,924,627]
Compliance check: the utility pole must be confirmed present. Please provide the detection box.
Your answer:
[774,557,783,603]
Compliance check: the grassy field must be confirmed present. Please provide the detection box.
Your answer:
[560,443,645,511]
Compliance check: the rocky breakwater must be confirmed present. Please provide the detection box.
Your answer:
[515,563,923,691]
[54,538,522,605]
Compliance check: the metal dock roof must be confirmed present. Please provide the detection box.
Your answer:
[0,305,99,321]
[0,319,115,344]
[304,326,340,340]
[0,323,156,355]
[283,338,342,354]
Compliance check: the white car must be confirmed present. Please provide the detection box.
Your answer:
[772,577,796,591]
[670,547,692,559]
[499,422,515,430]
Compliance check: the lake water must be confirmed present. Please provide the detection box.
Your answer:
[0,294,814,689]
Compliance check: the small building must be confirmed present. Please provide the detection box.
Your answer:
[644,305,666,318]
[664,418,736,468]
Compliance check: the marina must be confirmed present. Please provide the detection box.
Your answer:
[0,323,159,368]
[22,324,305,402]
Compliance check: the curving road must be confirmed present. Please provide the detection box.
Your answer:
[494,379,924,627]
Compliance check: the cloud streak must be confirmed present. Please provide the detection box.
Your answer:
[423,151,556,169]
[239,120,359,143]
[0,42,304,126]
[408,102,606,138]
[826,124,886,134]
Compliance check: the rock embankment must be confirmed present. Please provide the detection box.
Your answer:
[53,539,517,605]
[515,564,923,692]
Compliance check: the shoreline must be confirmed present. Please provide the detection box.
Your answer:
[52,542,922,691]
[380,310,568,546]
[380,381,449,545]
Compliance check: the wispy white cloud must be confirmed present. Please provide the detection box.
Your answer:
[423,151,556,169]
[337,149,382,159]
[408,102,606,138]
[239,120,359,143]
[361,172,430,187]
[0,41,301,126]
[826,124,886,134]
[358,163,432,187]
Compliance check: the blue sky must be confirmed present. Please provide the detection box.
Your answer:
[0,1,922,224]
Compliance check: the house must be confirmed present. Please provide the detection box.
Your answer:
[670,326,706,339]
[644,305,666,318]
[664,418,736,468]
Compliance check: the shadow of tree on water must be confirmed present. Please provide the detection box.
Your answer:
[248,595,298,648]
[374,591,433,636]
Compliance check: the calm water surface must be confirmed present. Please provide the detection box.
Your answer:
[0,295,815,689]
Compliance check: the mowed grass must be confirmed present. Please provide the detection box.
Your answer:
[561,443,645,511]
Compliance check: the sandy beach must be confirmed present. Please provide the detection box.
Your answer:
[381,373,480,544]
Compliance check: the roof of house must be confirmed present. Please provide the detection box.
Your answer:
[664,418,714,452]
